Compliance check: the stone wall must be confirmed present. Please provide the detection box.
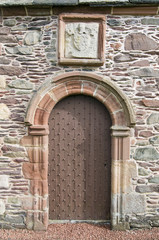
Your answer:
[0,11,159,229]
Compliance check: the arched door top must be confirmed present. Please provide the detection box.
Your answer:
[25,71,135,128]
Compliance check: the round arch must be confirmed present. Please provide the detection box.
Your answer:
[25,71,135,127]
[22,72,135,231]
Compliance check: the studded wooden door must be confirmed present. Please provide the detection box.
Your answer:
[48,95,111,220]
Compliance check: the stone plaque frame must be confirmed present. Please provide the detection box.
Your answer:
[59,14,106,66]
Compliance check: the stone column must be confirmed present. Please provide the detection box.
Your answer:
[21,125,49,231]
[111,126,131,230]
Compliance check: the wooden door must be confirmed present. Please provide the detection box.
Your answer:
[48,95,111,220]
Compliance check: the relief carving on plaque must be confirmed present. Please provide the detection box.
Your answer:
[65,22,99,59]
[59,14,105,65]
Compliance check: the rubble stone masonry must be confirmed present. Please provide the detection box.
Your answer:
[0,5,159,230]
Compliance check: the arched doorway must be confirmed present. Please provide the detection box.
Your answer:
[48,95,112,220]
[22,72,135,230]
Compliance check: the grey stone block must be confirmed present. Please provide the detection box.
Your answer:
[134,147,159,161]
[147,113,159,125]
[124,193,146,214]
[136,185,159,193]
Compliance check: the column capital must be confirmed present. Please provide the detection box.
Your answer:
[111,126,130,137]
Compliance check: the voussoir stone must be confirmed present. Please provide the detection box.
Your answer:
[8,79,34,90]
[125,33,159,50]
[24,31,41,45]
[134,147,159,161]
[147,113,159,125]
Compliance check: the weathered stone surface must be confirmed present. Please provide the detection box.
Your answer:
[141,18,159,25]
[2,145,25,153]
[4,137,19,144]
[29,20,50,27]
[24,31,41,45]
[149,175,159,184]
[138,167,149,176]
[134,147,159,161]
[65,22,99,59]
[107,19,121,26]
[8,197,21,205]
[124,193,146,214]
[21,196,33,210]
[130,68,159,77]
[130,219,151,229]
[139,131,153,138]
[142,99,159,107]
[149,136,159,145]
[0,27,10,35]
[147,113,159,125]
[0,66,24,76]
[3,152,27,158]
[0,200,5,215]
[125,33,158,50]
[8,79,34,90]
[131,60,149,67]
[0,57,11,65]
[0,175,9,189]
[12,24,27,31]
[137,179,146,184]
[4,19,16,26]
[5,215,24,224]
[155,125,159,131]
[0,76,6,89]
[0,104,10,120]
[114,53,133,62]
[152,220,159,227]
[136,185,159,193]
[6,46,33,55]
[46,53,57,61]
[0,35,17,43]
[112,160,137,194]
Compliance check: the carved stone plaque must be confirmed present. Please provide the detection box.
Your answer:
[65,22,99,59]
[59,14,105,65]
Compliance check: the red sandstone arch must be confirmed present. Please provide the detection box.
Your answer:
[22,72,135,231]
[25,72,135,127]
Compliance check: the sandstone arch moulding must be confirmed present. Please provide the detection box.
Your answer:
[22,72,135,231]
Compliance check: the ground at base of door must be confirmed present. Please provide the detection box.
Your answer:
[0,223,159,240]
